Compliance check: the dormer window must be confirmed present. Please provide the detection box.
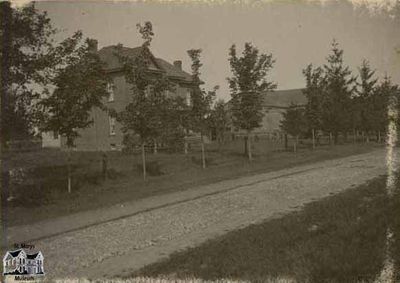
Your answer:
[107,82,115,102]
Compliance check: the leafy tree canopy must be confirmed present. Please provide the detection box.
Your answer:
[38,32,110,147]
[227,42,276,132]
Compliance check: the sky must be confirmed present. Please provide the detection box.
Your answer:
[33,0,400,101]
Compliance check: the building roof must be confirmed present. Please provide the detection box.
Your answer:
[97,45,193,83]
[155,58,193,83]
[26,253,39,260]
[262,88,306,108]
[226,88,306,109]
[9,249,23,257]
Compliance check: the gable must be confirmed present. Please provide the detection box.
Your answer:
[8,249,22,258]
[98,45,162,73]
[98,45,193,84]
[3,253,13,261]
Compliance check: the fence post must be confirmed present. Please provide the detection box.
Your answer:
[102,152,108,181]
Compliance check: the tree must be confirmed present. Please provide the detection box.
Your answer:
[1,1,56,147]
[160,96,189,153]
[303,64,325,148]
[321,40,356,144]
[116,21,171,179]
[227,43,277,160]
[39,31,109,192]
[280,105,308,153]
[354,59,378,142]
[209,99,229,148]
[187,49,216,169]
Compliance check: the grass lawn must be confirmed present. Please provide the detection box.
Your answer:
[2,139,382,227]
[134,173,400,283]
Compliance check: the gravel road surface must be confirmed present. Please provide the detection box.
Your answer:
[13,149,390,280]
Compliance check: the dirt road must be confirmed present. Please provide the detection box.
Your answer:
[12,149,390,280]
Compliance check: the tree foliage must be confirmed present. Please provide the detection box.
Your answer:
[354,59,378,134]
[187,49,216,135]
[227,43,276,132]
[300,39,400,144]
[280,105,308,138]
[1,1,56,145]
[38,32,110,147]
[303,64,325,132]
[321,40,357,142]
[116,22,172,148]
[209,99,229,144]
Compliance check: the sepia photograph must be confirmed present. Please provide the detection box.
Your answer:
[1,0,400,282]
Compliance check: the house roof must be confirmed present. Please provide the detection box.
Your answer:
[3,249,41,260]
[262,88,306,108]
[26,252,39,260]
[97,45,193,83]
[8,249,23,257]
[226,88,306,109]
[155,58,193,83]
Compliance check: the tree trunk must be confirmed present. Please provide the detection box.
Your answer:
[293,136,297,153]
[142,142,146,180]
[329,132,333,146]
[247,131,253,161]
[201,134,206,169]
[244,135,248,156]
[153,139,158,154]
[184,140,188,154]
[284,134,288,150]
[378,131,382,143]
[67,148,72,193]
[312,128,316,150]
[353,128,356,144]
[102,152,108,181]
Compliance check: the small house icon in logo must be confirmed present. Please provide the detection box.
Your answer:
[3,249,44,276]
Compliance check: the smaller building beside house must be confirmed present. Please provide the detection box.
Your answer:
[227,88,306,136]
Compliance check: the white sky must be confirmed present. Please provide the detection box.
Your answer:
[31,0,400,100]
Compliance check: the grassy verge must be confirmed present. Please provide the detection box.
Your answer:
[3,141,381,226]
[135,173,400,283]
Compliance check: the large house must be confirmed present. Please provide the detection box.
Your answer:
[3,249,44,275]
[228,88,306,135]
[44,40,197,151]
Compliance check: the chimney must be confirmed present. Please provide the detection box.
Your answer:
[173,60,182,70]
[87,39,98,53]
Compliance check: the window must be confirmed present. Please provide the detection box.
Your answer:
[53,131,59,139]
[109,116,116,136]
[110,143,117,151]
[107,82,115,102]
